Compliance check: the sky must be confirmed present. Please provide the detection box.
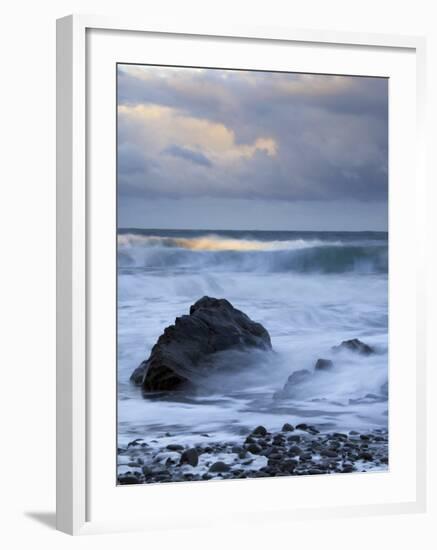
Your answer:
[117,64,388,231]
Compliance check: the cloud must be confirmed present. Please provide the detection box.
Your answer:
[164,145,212,167]
[118,103,277,165]
[117,65,387,205]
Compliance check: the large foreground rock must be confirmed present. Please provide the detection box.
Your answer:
[131,296,272,392]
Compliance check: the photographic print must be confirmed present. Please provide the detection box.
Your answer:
[116,64,388,485]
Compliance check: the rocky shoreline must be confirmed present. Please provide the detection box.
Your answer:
[117,423,388,485]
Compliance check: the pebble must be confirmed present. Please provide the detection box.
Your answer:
[119,425,388,484]
[166,444,184,451]
[209,461,231,473]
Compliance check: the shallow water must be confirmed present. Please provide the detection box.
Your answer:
[117,230,388,450]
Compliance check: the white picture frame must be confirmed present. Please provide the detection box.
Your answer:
[56,14,427,535]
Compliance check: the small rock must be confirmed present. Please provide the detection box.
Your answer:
[281,459,298,473]
[315,358,334,371]
[166,444,184,451]
[209,461,231,473]
[118,474,141,485]
[321,449,338,458]
[332,338,374,355]
[288,445,302,456]
[300,452,313,460]
[282,423,294,432]
[247,443,262,455]
[358,452,373,461]
[296,423,309,431]
[180,448,199,467]
[253,425,268,436]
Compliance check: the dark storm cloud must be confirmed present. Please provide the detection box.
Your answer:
[117,65,388,205]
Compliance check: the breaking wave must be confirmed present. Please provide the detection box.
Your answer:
[118,233,387,274]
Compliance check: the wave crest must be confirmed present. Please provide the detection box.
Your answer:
[118,233,387,274]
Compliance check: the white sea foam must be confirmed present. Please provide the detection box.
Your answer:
[117,231,388,446]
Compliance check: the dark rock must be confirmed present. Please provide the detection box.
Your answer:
[246,443,262,455]
[272,435,285,445]
[300,452,313,460]
[253,425,268,436]
[320,449,338,458]
[332,338,374,356]
[288,445,302,456]
[308,426,320,434]
[179,448,199,467]
[209,461,231,473]
[166,444,184,451]
[315,358,334,371]
[282,423,294,432]
[131,296,272,392]
[333,432,348,440]
[127,439,143,448]
[269,452,284,461]
[296,423,309,431]
[358,452,373,461]
[287,435,301,443]
[118,474,141,485]
[281,459,298,473]
[308,468,324,475]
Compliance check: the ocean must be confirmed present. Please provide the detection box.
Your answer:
[117,228,388,452]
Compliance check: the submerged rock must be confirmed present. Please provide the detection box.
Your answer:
[332,338,374,355]
[273,369,311,399]
[314,358,334,371]
[131,296,272,392]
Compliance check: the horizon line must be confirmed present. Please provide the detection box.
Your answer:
[117,227,388,233]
